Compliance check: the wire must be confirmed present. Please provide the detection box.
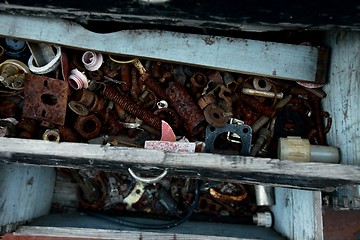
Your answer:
[108,55,137,64]
[84,179,200,229]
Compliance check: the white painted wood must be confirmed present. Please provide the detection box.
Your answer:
[0,14,322,82]
[323,31,360,166]
[322,31,360,208]
[271,188,323,240]
[0,164,56,226]
[0,138,359,190]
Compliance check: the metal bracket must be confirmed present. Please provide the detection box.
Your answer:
[22,74,69,125]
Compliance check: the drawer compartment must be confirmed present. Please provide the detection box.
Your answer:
[0,12,359,240]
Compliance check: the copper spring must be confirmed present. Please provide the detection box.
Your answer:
[102,85,162,130]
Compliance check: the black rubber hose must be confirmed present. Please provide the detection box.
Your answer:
[84,179,200,229]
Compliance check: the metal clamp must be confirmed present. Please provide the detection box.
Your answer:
[128,167,168,184]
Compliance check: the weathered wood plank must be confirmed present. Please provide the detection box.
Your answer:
[323,31,360,207]
[1,138,360,191]
[0,164,56,227]
[323,31,360,166]
[13,217,283,239]
[0,13,324,82]
[2,1,360,31]
[271,188,323,240]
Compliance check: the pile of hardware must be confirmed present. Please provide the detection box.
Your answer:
[0,39,335,228]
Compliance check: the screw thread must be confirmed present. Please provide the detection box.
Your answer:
[103,85,162,130]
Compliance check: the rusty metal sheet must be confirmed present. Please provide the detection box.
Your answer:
[22,74,69,125]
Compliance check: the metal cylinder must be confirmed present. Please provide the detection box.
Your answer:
[241,88,283,99]
[76,89,95,107]
[255,185,275,206]
[165,81,206,136]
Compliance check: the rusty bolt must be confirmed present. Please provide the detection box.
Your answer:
[74,114,102,139]
[159,71,173,83]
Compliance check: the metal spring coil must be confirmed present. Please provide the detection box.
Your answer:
[103,85,162,130]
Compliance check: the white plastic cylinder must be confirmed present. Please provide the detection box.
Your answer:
[82,51,103,71]
[278,137,311,161]
[69,69,88,90]
[310,145,339,163]
[278,137,340,163]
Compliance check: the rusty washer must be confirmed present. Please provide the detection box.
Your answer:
[68,101,89,116]
[74,114,102,139]
[204,103,230,128]
[165,81,206,136]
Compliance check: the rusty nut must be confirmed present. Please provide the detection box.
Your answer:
[74,114,102,139]
[42,129,60,142]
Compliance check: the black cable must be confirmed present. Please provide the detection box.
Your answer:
[84,179,200,229]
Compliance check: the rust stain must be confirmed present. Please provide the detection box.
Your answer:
[22,74,69,126]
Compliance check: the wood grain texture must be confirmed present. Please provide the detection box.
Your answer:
[11,220,283,239]
[0,13,323,82]
[1,138,360,191]
[0,164,56,227]
[323,31,360,166]
[271,188,323,240]
[323,32,360,205]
